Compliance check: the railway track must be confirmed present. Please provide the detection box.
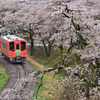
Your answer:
[2,63,28,100]
[0,53,38,100]
[14,63,27,79]
[12,63,28,89]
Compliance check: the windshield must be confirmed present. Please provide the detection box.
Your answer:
[9,42,14,51]
[21,41,26,50]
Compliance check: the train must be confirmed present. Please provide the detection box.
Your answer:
[0,34,27,63]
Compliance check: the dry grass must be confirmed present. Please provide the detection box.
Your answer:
[39,91,55,100]
[45,71,55,77]
[26,57,44,70]
[39,71,63,100]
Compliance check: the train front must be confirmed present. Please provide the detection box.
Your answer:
[9,39,27,63]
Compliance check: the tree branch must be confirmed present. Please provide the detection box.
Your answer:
[62,12,70,18]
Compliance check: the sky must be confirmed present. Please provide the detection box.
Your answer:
[2,0,40,3]
[27,0,40,4]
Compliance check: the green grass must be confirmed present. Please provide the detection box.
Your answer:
[31,64,41,71]
[0,65,9,90]
[32,71,64,100]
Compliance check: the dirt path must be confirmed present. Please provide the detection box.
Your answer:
[27,57,44,70]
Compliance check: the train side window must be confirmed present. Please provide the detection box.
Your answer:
[21,42,26,50]
[9,42,14,51]
[2,42,7,49]
[16,44,19,49]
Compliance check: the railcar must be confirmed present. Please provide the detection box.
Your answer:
[0,35,27,63]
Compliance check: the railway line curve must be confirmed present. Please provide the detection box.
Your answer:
[0,52,39,100]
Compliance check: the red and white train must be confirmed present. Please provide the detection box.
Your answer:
[0,35,27,63]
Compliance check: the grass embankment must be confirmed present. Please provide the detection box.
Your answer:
[27,57,44,70]
[32,70,64,100]
[27,47,65,100]
[0,65,9,90]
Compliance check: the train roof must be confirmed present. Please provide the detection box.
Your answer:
[1,35,25,41]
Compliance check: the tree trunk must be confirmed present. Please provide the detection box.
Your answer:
[30,30,34,56]
[59,44,63,55]
[42,40,52,57]
[42,39,54,57]
[47,39,55,57]
[41,40,48,57]
[48,41,52,57]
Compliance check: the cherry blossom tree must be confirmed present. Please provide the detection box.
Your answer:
[35,0,100,99]
[0,0,100,99]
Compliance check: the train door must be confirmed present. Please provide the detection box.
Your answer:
[16,44,19,50]
[15,41,21,56]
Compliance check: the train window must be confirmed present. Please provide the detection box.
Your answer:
[16,44,19,49]
[21,42,26,50]
[2,42,7,49]
[9,42,14,51]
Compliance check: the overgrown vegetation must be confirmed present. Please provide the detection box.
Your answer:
[32,70,64,100]
[28,46,99,100]
[29,50,65,100]
[0,65,9,90]
[28,47,73,99]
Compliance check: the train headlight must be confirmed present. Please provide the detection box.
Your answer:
[23,52,25,54]
[11,53,13,55]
